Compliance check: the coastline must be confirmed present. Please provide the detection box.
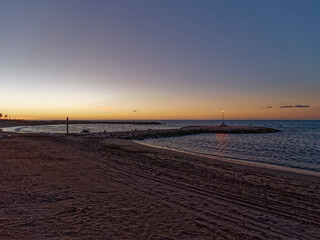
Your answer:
[136,141,320,178]
[0,119,161,129]
[1,133,319,239]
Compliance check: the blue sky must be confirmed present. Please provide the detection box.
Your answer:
[0,0,319,119]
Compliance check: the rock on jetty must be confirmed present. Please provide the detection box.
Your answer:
[79,125,280,140]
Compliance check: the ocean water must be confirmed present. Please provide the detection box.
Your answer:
[4,120,320,172]
[142,120,320,173]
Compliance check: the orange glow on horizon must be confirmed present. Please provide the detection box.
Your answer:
[2,95,319,121]
[5,105,318,121]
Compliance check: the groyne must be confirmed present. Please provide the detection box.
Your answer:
[79,125,280,140]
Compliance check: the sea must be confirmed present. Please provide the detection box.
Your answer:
[3,120,320,173]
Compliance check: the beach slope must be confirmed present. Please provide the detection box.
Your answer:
[0,135,319,239]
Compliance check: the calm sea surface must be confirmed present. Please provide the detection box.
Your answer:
[4,120,320,172]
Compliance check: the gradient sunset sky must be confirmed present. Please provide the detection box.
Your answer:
[0,0,319,120]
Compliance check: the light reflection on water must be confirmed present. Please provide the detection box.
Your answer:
[3,120,320,172]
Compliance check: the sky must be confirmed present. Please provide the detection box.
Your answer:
[0,0,319,120]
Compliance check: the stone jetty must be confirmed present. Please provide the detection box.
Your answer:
[79,125,280,140]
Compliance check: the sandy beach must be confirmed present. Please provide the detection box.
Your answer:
[0,134,320,239]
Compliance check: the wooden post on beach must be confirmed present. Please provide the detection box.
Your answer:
[67,117,69,135]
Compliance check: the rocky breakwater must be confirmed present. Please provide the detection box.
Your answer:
[82,126,280,140]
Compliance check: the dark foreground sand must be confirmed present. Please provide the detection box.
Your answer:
[0,134,319,239]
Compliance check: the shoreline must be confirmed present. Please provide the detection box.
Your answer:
[1,133,320,239]
[136,141,320,178]
[4,128,319,176]
[3,130,319,177]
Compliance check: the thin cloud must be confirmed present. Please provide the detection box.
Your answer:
[295,105,310,108]
[260,106,272,109]
[280,105,310,109]
[95,106,112,110]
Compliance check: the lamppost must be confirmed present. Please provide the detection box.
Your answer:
[219,110,228,127]
[222,110,224,122]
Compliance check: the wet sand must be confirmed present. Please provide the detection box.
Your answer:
[1,134,320,239]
